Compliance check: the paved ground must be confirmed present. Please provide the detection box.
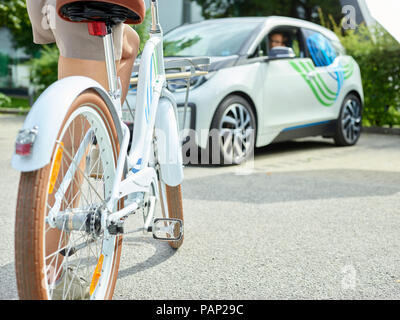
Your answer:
[1,114,400,300]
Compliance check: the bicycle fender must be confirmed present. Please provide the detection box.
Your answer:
[11,76,123,173]
[154,98,184,187]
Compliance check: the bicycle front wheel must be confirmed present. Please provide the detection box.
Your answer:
[15,90,123,300]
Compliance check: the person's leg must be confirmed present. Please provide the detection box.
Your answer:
[118,25,140,103]
[58,24,140,103]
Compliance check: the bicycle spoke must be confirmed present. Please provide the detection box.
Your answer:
[61,142,104,203]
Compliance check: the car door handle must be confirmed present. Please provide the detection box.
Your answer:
[306,71,317,80]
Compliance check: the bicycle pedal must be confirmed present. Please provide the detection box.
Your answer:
[152,218,183,242]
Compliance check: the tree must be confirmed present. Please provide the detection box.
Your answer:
[190,0,343,25]
[0,0,40,56]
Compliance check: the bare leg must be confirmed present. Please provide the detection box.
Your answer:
[117,25,140,103]
[58,25,140,103]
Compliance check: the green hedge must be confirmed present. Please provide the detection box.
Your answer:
[355,45,400,127]
[0,92,11,108]
[29,45,59,97]
[320,11,400,127]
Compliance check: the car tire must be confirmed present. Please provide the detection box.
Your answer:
[209,95,257,165]
[334,93,362,146]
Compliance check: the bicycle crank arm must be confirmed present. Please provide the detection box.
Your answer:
[107,194,156,235]
[107,200,141,225]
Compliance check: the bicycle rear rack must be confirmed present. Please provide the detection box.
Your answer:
[130,56,210,85]
[128,57,210,136]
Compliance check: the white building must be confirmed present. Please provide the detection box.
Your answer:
[0,28,31,89]
[144,0,203,32]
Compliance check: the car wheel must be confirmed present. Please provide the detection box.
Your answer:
[210,95,256,165]
[334,93,362,146]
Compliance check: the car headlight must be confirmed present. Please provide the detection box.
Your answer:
[167,71,216,93]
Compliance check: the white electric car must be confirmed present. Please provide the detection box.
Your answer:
[125,16,364,164]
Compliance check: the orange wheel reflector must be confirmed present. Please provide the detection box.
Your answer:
[90,254,104,296]
[48,143,64,194]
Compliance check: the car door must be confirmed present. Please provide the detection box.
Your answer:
[296,28,344,121]
[261,27,319,133]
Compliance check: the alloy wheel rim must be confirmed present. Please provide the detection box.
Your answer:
[341,98,362,144]
[219,103,255,163]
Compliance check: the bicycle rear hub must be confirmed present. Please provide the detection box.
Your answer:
[52,206,103,238]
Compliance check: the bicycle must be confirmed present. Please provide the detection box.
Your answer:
[12,0,209,300]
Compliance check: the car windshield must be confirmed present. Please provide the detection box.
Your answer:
[164,20,261,57]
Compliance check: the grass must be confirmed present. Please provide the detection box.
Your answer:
[0,95,30,114]
[9,97,30,109]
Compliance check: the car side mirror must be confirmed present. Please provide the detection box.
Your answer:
[266,46,296,61]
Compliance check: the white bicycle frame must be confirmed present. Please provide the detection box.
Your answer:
[102,1,181,224]
[60,0,184,230]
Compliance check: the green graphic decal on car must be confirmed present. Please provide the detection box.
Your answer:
[290,59,354,107]
[343,60,355,80]
[290,60,338,107]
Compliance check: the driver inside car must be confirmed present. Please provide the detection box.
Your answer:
[269,31,288,49]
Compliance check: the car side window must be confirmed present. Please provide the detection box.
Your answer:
[250,27,305,59]
[267,27,305,58]
[303,29,337,67]
[250,37,268,58]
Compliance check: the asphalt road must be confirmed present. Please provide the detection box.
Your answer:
[1,114,400,300]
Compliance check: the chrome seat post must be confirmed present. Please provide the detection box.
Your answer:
[150,0,162,34]
[103,31,120,100]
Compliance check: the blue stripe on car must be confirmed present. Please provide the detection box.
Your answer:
[282,120,332,132]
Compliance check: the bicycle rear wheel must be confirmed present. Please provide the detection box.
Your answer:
[15,90,123,300]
